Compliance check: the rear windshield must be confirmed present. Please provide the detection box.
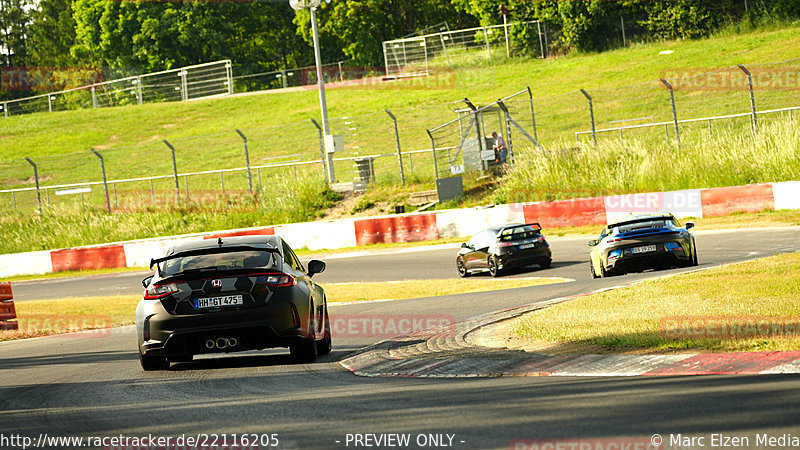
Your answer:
[612,219,675,234]
[159,250,274,277]
[499,225,541,242]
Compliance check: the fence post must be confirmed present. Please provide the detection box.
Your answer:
[310,119,329,183]
[91,86,98,109]
[464,98,486,171]
[536,22,545,59]
[496,99,514,167]
[738,64,758,135]
[48,95,53,113]
[225,61,234,94]
[2,102,7,117]
[483,27,492,59]
[179,70,188,101]
[660,78,681,148]
[338,61,344,82]
[621,15,627,47]
[24,157,42,215]
[162,140,180,201]
[150,179,155,203]
[580,89,597,146]
[439,34,450,65]
[385,109,405,185]
[11,192,15,209]
[235,129,253,194]
[426,130,440,181]
[526,86,540,145]
[136,76,143,105]
[220,172,225,197]
[91,149,111,213]
[281,70,287,89]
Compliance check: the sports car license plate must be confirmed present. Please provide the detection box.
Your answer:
[194,295,244,309]
[631,245,657,254]
[519,243,537,249]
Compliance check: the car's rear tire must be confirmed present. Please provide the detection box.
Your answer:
[692,239,699,266]
[590,262,599,279]
[488,256,502,277]
[457,257,470,278]
[539,258,552,269]
[317,307,332,356]
[599,264,609,278]
[140,352,169,371]
[291,338,318,362]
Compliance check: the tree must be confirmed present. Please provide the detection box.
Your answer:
[293,0,472,68]
[71,0,309,75]
[0,0,32,67]
[27,0,79,66]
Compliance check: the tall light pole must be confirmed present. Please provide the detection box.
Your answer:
[290,0,335,183]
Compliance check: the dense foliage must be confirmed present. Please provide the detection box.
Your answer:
[1,0,799,101]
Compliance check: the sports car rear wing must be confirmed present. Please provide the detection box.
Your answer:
[150,246,279,270]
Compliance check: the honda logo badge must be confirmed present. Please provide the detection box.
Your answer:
[211,279,222,288]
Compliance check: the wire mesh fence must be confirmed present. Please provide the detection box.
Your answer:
[1,61,233,117]
[426,89,537,180]
[383,21,546,77]
[4,55,800,215]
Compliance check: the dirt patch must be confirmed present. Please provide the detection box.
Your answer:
[319,192,394,220]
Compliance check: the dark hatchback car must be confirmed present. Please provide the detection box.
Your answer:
[135,235,331,370]
[457,223,552,277]
[589,213,698,278]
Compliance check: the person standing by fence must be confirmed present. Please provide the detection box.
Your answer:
[492,131,508,173]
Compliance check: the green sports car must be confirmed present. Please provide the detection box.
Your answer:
[588,213,698,278]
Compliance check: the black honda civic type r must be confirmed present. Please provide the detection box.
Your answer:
[135,235,331,370]
[456,223,552,277]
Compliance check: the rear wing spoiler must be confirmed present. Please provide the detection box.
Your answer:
[524,222,542,231]
[150,246,278,270]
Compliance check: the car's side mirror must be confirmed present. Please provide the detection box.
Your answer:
[142,275,154,288]
[588,240,599,247]
[685,222,695,230]
[461,243,469,249]
[307,260,326,277]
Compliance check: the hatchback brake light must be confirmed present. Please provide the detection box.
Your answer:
[144,282,178,299]
[256,273,296,288]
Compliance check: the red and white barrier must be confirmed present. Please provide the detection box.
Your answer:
[1,181,797,278]
[0,282,18,331]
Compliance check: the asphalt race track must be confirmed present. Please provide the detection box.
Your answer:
[3,228,800,449]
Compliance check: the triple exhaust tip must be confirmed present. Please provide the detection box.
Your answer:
[205,337,239,350]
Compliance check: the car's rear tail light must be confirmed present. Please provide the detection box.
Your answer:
[256,273,296,288]
[497,242,514,247]
[144,283,178,299]
[664,242,683,252]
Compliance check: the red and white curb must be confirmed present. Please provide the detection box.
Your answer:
[339,268,800,378]
[2,180,798,278]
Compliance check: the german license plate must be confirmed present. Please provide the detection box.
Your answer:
[194,295,244,309]
[519,243,537,249]
[631,245,657,254]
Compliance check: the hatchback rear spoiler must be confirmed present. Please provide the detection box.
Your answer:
[150,246,278,270]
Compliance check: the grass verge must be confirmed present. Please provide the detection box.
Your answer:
[514,253,800,353]
[0,277,567,341]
